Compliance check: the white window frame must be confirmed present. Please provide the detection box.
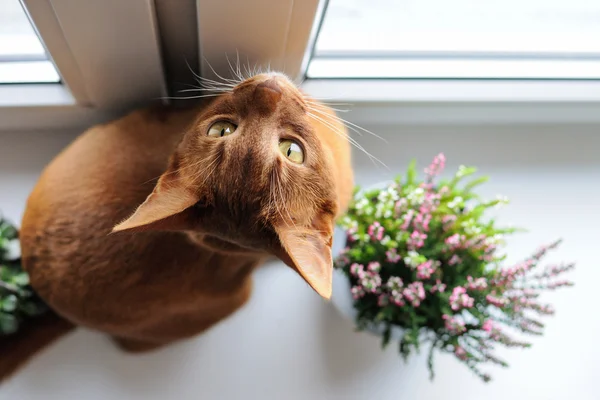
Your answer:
[2,0,600,131]
[0,0,168,131]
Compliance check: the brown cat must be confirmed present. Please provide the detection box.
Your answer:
[0,73,353,382]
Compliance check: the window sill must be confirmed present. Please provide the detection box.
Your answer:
[0,84,119,132]
[301,79,600,125]
[0,84,75,107]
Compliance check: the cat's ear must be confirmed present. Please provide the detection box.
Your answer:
[112,172,198,233]
[276,213,334,299]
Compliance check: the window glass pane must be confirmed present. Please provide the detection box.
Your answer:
[0,0,60,83]
[316,0,600,55]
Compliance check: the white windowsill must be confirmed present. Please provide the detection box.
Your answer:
[0,84,120,132]
[0,84,74,107]
[2,79,600,132]
[301,79,600,125]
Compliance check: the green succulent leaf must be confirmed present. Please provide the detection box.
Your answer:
[0,217,49,336]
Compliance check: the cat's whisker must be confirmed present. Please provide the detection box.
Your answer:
[191,78,236,91]
[307,105,388,143]
[184,59,234,92]
[192,153,221,187]
[270,168,288,226]
[225,53,244,84]
[194,74,237,86]
[235,50,243,82]
[158,94,223,101]
[270,167,299,230]
[302,101,350,113]
[177,88,232,94]
[302,96,353,106]
[243,55,252,79]
[306,112,388,170]
[202,56,240,86]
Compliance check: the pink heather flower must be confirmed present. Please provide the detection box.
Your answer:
[430,279,447,293]
[454,346,468,360]
[350,263,365,278]
[407,230,427,250]
[467,276,488,290]
[546,280,574,290]
[534,262,575,279]
[402,288,419,307]
[443,314,466,334]
[402,282,425,307]
[390,290,405,306]
[414,213,432,232]
[531,239,562,261]
[445,233,464,251]
[360,271,382,294]
[481,319,494,332]
[416,260,436,280]
[486,294,509,308]
[424,153,446,180]
[378,294,389,307]
[401,209,415,231]
[351,286,365,299]
[386,249,401,263]
[368,262,381,273]
[449,286,474,311]
[346,227,359,242]
[386,276,404,291]
[368,222,385,241]
[420,192,440,214]
[448,254,462,266]
[441,215,457,229]
[413,281,426,300]
[394,199,408,216]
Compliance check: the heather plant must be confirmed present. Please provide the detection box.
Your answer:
[0,217,47,335]
[335,154,575,382]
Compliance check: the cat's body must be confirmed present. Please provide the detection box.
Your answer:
[20,106,258,351]
[7,73,353,374]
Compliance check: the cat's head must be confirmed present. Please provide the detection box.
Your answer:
[112,73,351,299]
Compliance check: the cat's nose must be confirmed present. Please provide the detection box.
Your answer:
[253,78,282,115]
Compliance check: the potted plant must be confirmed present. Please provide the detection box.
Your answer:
[0,217,47,335]
[332,153,575,382]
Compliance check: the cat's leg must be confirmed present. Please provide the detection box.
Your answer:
[112,336,168,353]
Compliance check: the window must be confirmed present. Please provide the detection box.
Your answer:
[0,0,59,83]
[308,0,600,79]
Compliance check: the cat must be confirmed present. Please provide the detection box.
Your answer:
[0,72,353,382]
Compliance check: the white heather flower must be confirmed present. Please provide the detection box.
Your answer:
[403,250,421,268]
[484,234,504,246]
[495,195,510,209]
[378,190,390,203]
[375,202,385,218]
[461,219,481,235]
[406,187,425,206]
[456,165,468,178]
[383,209,392,218]
[496,195,509,204]
[447,196,463,210]
[380,235,391,246]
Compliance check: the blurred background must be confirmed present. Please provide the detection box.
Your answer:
[0,0,598,399]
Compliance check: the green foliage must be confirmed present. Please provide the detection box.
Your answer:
[0,217,48,336]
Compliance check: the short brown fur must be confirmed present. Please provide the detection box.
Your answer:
[4,73,353,382]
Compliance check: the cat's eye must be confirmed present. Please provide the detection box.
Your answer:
[278,139,304,164]
[207,121,237,138]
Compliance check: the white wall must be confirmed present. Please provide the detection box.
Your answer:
[0,123,598,400]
